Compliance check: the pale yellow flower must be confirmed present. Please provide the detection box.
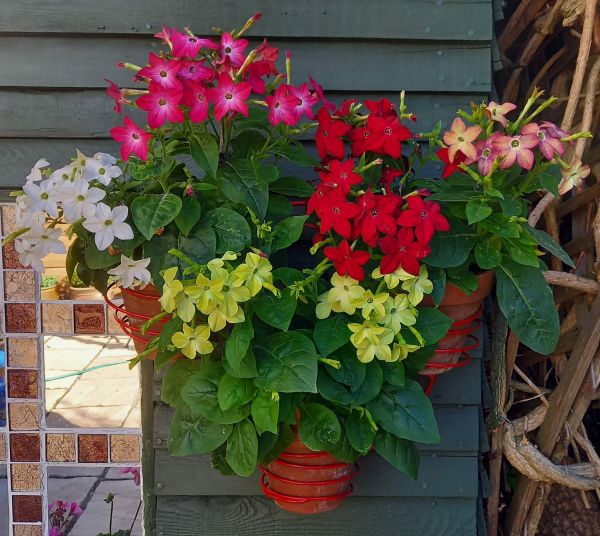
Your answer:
[395,265,433,306]
[315,274,366,319]
[234,252,277,296]
[359,291,388,321]
[171,323,213,359]
[185,272,225,315]
[382,294,417,332]
[159,267,183,313]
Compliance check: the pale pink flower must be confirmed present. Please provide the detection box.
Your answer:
[171,29,218,57]
[289,83,318,121]
[443,118,482,162]
[206,74,251,120]
[154,25,174,47]
[540,121,569,140]
[559,159,591,195]
[110,116,152,161]
[475,135,499,175]
[219,32,248,67]
[493,133,539,170]
[137,53,182,90]
[521,123,564,161]
[136,83,184,128]
[485,101,516,127]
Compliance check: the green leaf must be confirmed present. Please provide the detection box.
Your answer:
[503,237,540,268]
[298,403,341,451]
[217,374,256,411]
[168,405,232,456]
[269,215,309,254]
[278,393,304,425]
[346,409,377,454]
[161,359,201,407]
[254,332,318,393]
[540,165,562,196]
[367,380,441,444]
[414,307,452,345]
[226,418,258,477]
[324,428,361,463]
[381,361,405,387]
[131,194,182,241]
[326,345,366,389]
[314,315,351,356]
[200,208,251,254]
[174,196,201,237]
[317,368,354,406]
[427,266,446,307]
[253,289,297,331]
[404,345,436,372]
[266,194,293,219]
[179,226,217,265]
[275,142,318,167]
[144,234,179,284]
[351,360,384,405]
[251,390,279,435]
[211,444,236,476]
[474,240,502,270]
[499,196,526,217]
[270,176,314,197]
[496,259,559,354]
[258,423,294,465]
[272,267,304,286]
[224,320,257,378]
[525,224,575,268]
[220,160,270,220]
[425,218,478,268]
[155,316,183,369]
[466,199,492,224]
[375,430,420,480]
[190,132,219,178]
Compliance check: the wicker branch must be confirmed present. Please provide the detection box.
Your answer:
[544,270,600,292]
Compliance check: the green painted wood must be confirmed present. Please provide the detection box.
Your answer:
[155,496,477,536]
[153,450,477,497]
[0,38,491,92]
[0,0,492,41]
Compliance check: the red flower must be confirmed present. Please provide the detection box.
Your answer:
[265,84,299,126]
[380,167,403,187]
[110,117,152,162]
[170,30,218,58]
[288,83,318,121]
[307,182,335,215]
[397,195,450,244]
[309,77,336,112]
[317,190,361,239]
[315,108,351,159]
[365,115,411,158]
[355,190,399,246]
[436,148,467,179]
[335,99,357,117]
[322,159,362,194]
[365,98,396,118]
[136,83,184,128]
[379,228,430,276]
[324,240,370,281]
[349,126,372,157]
[182,81,209,123]
[105,79,127,114]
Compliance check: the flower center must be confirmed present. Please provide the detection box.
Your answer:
[132,133,140,140]
[222,284,230,292]
[511,139,520,148]
[274,102,280,108]
[340,172,347,179]
[225,92,233,100]
[104,219,113,226]
[189,66,196,73]
[98,168,106,175]
[322,129,329,137]
[332,207,341,214]
[225,47,232,54]
[482,148,491,157]
[76,195,85,201]
[188,37,197,43]
[367,297,373,304]
[203,285,210,291]
[390,308,396,314]
[343,285,349,291]
[384,127,392,135]
[420,210,427,218]
[158,98,167,106]
[159,70,167,78]
[61,173,69,180]
[41,192,49,200]
[398,246,406,253]
[458,136,464,142]
[370,209,378,217]
[197,94,205,102]
[538,131,545,140]
[363,131,370,139]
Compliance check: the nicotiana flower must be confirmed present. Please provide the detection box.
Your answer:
[493,133,539,170]
[382,294,416,333]
[397,195,449,244]
[60,179,106,222]
[110,116,153,161]
[107,255,151,289]
[265,84,299,126]
[520,122,564,161]
[360,290,389,322]
[159,267,184,312]
[395,265,433,306]
[475,137,498,176]
[22,180,60,218]
[485,101,516,127]
[49,164,76,187]
[14,238,45,271]
[26,158,49,182]
[443,118,482,162]
[82,203,134,251]
[171,29,218,58]
[219,32,248,67]
[136,83,184,128]
[324,239,369,281]
[137,52,183,90]
[234,252,277,296]
[315,273,366,319]
[15,226,65,271]
[82,157,122,186]
[315,108,351,159]
[559,159,591,195]
[206,73,251,120]
[171,323,214,358]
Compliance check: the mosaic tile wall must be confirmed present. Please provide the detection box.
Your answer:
[0,204,142,536]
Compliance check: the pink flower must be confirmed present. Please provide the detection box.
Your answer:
[69,502,82,516]
[559,159,591,195]
[182,81,209,123]
[138,53,182,90]
[475,135,498,175]
[136,83,184,128]
[154,25,173,47]
[485,101,516,127]
[49,528,62,536]
[171,29,218,58]
[206,74,251,120]
[288,83,318,121]
[120,467,141,486]
[521,122,565,161]
[540,121,569,140]
[265,84,299,126]
[110,116,152,161]
[220,32,248,67]
[105,79,128,114]
[443,118,482,162]
[493,133,539,170]
[309,76,336,112]
[178,60,214,83]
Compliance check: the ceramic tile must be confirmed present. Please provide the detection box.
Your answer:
[41,303,73,335]
[5,303,37,333]
[12,495,42,522]
[74,304,106,334]
[45,433,76,462]
[110,434,141,463]
[7,338,38,368]
[1,204,17,235]
[4,271,36,301]
[78,434,108,463]
[0,432,6,462]
[7,369,38,399]
[3,241,25,269]
[107,307,123,335]
[11,463,41,491]
[13,526,43,536]
[8,403,39,431]
[10,433,40,462]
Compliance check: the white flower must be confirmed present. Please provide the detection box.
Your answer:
[74,149,89,168]
[49,164,76,187]
[94,152,117,166]
[14,195,45,228]
[83,157,122,186]
[26,158,49,182]
[22,179,60,218]
[108,255,151,289]
[14,239,45,271]
[61,179,106,223]
[83,202,133,251]
[23,225,65,257]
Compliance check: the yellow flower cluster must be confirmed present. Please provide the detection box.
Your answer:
[160,251,277,359]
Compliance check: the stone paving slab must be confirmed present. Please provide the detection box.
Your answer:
[46,405,133,428]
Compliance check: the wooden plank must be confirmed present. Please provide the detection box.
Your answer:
[155,495,477,536]
[0,0,493,41]
[152,404,480,455]
[0,90,482,138]
[140,358,157,534]
[153,449,477,497]
[0,37,491,92]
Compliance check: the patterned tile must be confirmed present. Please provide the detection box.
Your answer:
[0,432,6,462]
[7,369,38,399]
[3,241,25,269]
[8,403,39,431]
[12,495,42,522]
[4,270,36,301]
[78,434,108,463]
[10,433,40,462]
[41,303,72,334]
[7,338,38,368]
[1,204,17,235]
[74,304,106,334]
[11,463,41,491]
[110,434,141,463]
[107,308,123,335]
[13,526,43,536]
[46,433,76,462]
[5,303,37,333]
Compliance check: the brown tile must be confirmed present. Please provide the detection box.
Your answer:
[12,495,42,522]
[11,463,41,491]
[78,434,109,463]
[0,432,6,462]
[1,204,17,235]
[7,338,38,368]
[13,526,43,536]
[9,403,39,431]
[46,433,76,462]
[110,434,141,463]
[5,303,37,333]
[10,433,40,462]
[107,308,123,335]
[41,303,72,334]
[74,304,106,334]
[3,241,25,269]
[4,270,36,301]
[7,369,38,399]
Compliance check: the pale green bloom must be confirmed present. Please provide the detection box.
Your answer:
[171,323,213,359]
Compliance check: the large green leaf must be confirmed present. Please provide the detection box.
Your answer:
[254,332,318,393]
[253,289,297,331]
[317,368,354,406]
[427,266,446,307]
[179,226,217,265]
[326,345,366,389]
[465,199,492,224]
[160,359,202,407]
[155,316,183,369]
[314,315,351,356]
[190,132,219,178]
[298,403,341,451]
[324,427,361,463]
[226,418,258,477]
[251,390,279,435]
[367,380,441,444]
[224,320,257,378]
[168,405,232,456]
[200,207,251,254]
[258,423,294,465]
[220,160,270,220]
[269,215,309,254]
[525,224,575,268]
[351,361,383,405]
[274,142,318,167]
[375,430,420,479]
[496,259,559,354]
[269,176,314,197]
[474,240,502,270]
[414,307,453,345]
[217,374,256,411]
[425,218,478,268]
[174,196,202,237]
[346,409,377,454]
[131,194,182,240]
[84,240,119,270]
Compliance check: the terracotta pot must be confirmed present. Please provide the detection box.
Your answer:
[421,271,494,376]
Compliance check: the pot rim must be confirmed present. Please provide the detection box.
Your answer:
[267,458,351,471]
[259,464,358,486]
[260,475,353,503]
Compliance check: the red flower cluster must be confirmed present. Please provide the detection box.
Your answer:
[308,98,450,280]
